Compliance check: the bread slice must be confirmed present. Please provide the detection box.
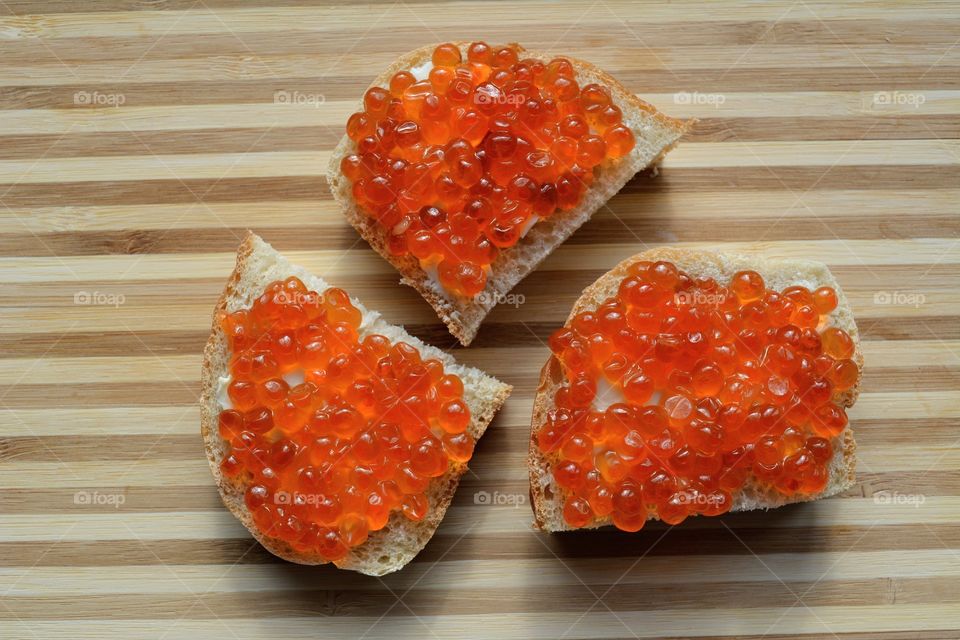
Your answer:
[529,248,864,531]
[327,42,693,346]
[200,232,512,574]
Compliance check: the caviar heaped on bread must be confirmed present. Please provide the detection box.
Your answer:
[529,249,862,532]
[218,277,477,559]
[328,42,691,346]
[341,42,637,298]
[201,233,511,575]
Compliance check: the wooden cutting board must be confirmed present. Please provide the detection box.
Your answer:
[1,1,958,638]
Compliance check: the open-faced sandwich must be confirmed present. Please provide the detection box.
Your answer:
[328,41,691,345]
[529,249,862,531]
[200,233,511,574]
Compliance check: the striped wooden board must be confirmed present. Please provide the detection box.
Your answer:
[1,1,958,638]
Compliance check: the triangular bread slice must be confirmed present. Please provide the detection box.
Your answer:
[327,42,693,346]
[529,248,863,531]
[200,232,512,574]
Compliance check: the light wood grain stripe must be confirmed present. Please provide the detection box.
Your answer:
[1,43,957,87]
[0,339,955,385]
[1,93,957,135]
[0,288,954,340]
[0,465,954,513]
[1,496,958,543]
[3,549,958,593]
[0,141,955,184]
[0,424,956,487]
[1,1,951,24]
[1,605,959,639]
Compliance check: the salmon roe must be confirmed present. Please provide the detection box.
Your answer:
[340,42,636,299]
[217,277,473,560]
[538,262,859,531]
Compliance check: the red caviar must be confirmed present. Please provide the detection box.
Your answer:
[539,263,859,530]
[340,42,636,299]
[217,277,473,560]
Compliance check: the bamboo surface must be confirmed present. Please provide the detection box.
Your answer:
[1,1,959,638]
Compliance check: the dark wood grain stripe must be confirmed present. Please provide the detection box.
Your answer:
[689,116,960,142]
[1,166,956,210]
[0,524,956,567]
[0,177,329,207]
[3,575,958,618]
[2,19,959,63]
[0,382,199,408]
[0,418,953,483]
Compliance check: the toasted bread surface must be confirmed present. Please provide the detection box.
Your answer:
[200,232,512,574]
[327,42,693,346]
[528,248,863,531]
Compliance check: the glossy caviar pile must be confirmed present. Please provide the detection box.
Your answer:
[538,262,859,531]
[340,41,636,298]
[217,277,473,560]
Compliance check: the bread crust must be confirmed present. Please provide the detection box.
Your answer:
[327,42,693,346]
[528,248,863,531]
[200,232,512,574]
